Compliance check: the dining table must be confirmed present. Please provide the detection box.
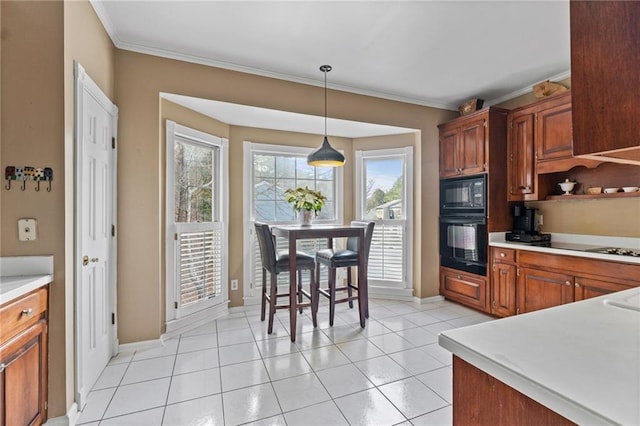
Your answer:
[270,224,368,342]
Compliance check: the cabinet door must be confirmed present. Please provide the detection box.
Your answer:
[459,118,486,175]
[439,128,460,178]
[574,276,633,301]
[491,262,517,317]
[508,112,535,200]
[517,268,573,314]
[536,101,573,161]
[0,320,47,426]
[440,267,488,312]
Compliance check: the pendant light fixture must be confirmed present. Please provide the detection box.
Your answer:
[307,65,345,167]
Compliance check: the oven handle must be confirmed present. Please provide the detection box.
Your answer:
[440,216,486,225]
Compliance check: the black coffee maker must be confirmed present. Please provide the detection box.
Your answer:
[505,205,551,243]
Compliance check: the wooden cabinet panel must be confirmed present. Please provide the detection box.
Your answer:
[0,320,47,426]
[574,276,633,301]
[508,111,535,200]
[571,1,640,160]
[459,118,486,175]
[440,266,488,312]
[453,356,576,425]
[491,262,517,317]
[439,128,459,178]
[0,287,48,426]
[518,268,574,314]
[536,100,573,161]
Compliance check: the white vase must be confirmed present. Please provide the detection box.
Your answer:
[299,210,313,226]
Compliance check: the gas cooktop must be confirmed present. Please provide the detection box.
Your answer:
[585,247,640,257]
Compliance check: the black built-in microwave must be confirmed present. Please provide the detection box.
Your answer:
[439,174,486,216]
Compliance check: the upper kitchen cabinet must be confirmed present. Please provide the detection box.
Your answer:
[570,1,640,164]
[535,92,573,161]
[438,107,508,178]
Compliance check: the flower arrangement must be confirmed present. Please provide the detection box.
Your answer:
[284,186,327,216]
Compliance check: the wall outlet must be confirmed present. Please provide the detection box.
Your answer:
[538,214,544,226]
[231,279,238,291]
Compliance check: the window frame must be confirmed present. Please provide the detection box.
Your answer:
[165,120,229,323]
[242,141,344,304]
[355,146,414,295]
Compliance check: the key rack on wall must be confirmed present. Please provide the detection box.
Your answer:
[4,166,53,192]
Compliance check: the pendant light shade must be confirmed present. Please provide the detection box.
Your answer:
[307,65,345,167]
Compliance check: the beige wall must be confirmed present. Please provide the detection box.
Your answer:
[1,0,115,418]
[495,78,640,238]
[116,49,453,343]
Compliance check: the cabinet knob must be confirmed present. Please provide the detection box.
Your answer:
[575,282,581,288]
[500,252,506,257]
[565,281,571,286]
[457,275,462,279]
[21,308,33,317]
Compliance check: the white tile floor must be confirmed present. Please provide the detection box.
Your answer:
[77,297,494,426]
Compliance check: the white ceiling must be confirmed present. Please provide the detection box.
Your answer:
[92,0,571,135]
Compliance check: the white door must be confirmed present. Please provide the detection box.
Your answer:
[74,62,118,408]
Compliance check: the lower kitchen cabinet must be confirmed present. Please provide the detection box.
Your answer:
[0,287,48,426]
[574,276,633,301]
[487,247,639,317]
[440,266,488,312]
[517,267,574,314]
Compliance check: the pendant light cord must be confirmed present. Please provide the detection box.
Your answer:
[324,67,327,137]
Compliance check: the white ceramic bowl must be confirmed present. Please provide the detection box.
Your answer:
[604,187,619,194]
[622,186,639,193]
[558,181,576,193]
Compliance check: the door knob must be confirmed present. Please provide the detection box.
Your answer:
[83,255,99,266]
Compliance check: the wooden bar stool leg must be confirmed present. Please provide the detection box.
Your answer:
[268,272,277,333]
[261,268,267,321]
[298,269,303,314]
[310,267,318,328]
[329,267,337,326]
[347,266,354,308]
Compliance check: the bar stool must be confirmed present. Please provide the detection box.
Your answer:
[254,222,317,338]
[313,221,375,326]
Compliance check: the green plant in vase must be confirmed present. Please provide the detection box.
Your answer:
[284,186,327,226]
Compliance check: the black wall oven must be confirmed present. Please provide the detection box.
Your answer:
[439,216,487,275]
[439,174,488,276]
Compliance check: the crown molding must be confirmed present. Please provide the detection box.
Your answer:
[485,69,571,106]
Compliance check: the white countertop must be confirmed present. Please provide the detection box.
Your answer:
[439,287,640,425]
[0,256,53,305]
[490,232,640,265]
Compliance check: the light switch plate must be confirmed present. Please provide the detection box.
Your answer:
[18,218,37,241]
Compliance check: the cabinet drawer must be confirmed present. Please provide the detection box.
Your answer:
[0,288,48,341]
[492,248,515,263]
[440,267,487,311]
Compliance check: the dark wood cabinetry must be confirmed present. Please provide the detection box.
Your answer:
[490,248,517,317]
[438,107,508,178]
[570,1,640,164]
[507,92,574,202]
[440,267,488,312]
[517,267,574,314]
[490,247,638,316]
[0,287,48,426]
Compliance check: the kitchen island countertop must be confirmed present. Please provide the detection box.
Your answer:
[439,287,640,425]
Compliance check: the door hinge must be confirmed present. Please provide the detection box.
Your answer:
[483,120,487,128]
[517,268,520,277]
[174,301,178,309]
[45,401,48,410]
[174,233,178,241]
[111,313,115,325]
[111,225,116,237]
[112,137,116,149]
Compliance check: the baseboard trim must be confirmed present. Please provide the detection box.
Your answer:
[43,402,79,426]
[368,286,414,301]
[118,338,163,353]
[413,294,445,304]
[163,302,230,340]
